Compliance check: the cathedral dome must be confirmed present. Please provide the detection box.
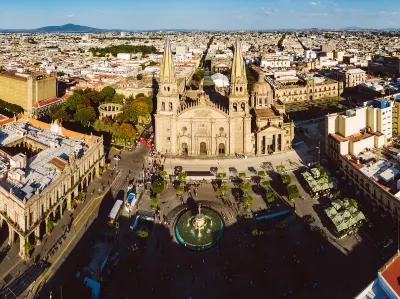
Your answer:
[252,72,272,95]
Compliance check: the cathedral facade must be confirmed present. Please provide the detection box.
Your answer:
[154,39,294,157]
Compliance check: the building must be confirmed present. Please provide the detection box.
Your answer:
[324,97,400,225]
[260,56,290,69]
[154,39,294,157]
[0,70,57,116]
[0,116,104,258]
[272,76,343,103]
[321,43,336,53]
[356,252,400,299]
[369,56,400,76]
[252,72,294,155]
[332,68,367,89]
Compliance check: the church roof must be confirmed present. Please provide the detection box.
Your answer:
[252,72,272,94]
[231,39,247,84]
[160,39,176,84]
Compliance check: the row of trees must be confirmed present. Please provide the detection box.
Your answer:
[49,86,152,130]
[0,99,24,114]
[91,45,161,57]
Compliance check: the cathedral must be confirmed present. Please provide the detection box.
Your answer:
[154,39,294,157]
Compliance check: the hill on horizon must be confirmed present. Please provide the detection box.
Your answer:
[32,23,110,33]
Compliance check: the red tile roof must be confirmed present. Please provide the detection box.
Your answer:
[33,97,63,109]
[381,254,400,297]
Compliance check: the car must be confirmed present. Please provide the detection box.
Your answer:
[174,166,183,175]
[140,137,145,143]
[146,140,152,147]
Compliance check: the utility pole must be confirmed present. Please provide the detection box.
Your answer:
[60,285,63,299]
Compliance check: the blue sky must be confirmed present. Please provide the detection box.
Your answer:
[1,0,399,30]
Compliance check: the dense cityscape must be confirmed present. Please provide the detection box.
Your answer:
[1,4,400,298]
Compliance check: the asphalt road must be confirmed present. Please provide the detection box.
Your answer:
[25,143,151,298]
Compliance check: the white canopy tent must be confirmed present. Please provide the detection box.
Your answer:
[211,73,230,88]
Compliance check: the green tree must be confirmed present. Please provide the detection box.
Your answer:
[132,101,149,117]
[125,95,135,105]
[258,171,266,178]
[218,186,228,196]
[150,197,159,208]
[286,184,300,200]
[281,174,291,185]
[177,172,187,182]
[217,172,227,179]
[111,122,121,140]
[47,220,54,233]
[262,180,271,189]
[93,119,112,132]
[24,241,34,257]
[74,107,96,127]
[86,90,105,105]
[51,109,71,123]
[239,172,246,178]
[320,172,328,183]
[350,199,358,209]
[102,86,116,100]
[159,170,167,179]
[112,93,125,104]
[176,186,184,196]
[151,179,165,194]
[137,74,143,80]
[266,191,277,203]
[119,123,136,143]
[240,181,251,194]
[243,195,254,210]
[116,105,138,123]
[333,189,340,199]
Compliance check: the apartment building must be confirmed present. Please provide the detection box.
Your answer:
[325,97,400,223]
[332,68,367,89]
[0,70,57,116]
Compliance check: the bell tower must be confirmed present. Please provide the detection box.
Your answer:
[157,39,179,115]
[229,39,249,114]
[155,39,180,155]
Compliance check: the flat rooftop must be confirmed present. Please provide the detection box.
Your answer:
[0,120,93,200]
[381,252,400,297]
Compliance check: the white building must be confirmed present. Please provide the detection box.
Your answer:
[325,98,392,159]
[261,57,290,69]
[332,68,367,88]
[117,53,132,61]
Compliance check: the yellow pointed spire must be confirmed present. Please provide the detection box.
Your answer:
[231,38,247,84]
[160,39,176,84]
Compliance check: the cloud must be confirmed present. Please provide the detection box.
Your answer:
[335,8,343,12]
[308,2,321,6]
[260,7,279,15]
[379,10,400,16]
[67,14,75,18]
[308,12,328,16]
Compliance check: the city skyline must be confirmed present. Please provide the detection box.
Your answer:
[1,0,400,30]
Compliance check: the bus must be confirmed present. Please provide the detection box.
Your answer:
[108,200,124,226]
[125,193,137,213]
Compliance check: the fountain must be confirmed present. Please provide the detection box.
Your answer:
[175,203,224,251]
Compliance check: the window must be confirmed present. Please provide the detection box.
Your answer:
[161,102,165,111]
[167,137,170,141]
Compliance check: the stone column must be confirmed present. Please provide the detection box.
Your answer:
[190,121,194,156]
[59,203,63,218]
[274,134,278,153]
[210,119,214,155]
[243,116,252,155]
[281,133,285,152]
[229,120,235,155]
[67,193,72,211]
[171,116,177,155]
[35,226,41,245]
[8,226,14,245]
[257,135,261,156]
[19,236,26,258]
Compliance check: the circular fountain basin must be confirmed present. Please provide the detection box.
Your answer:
[175,206,224,251]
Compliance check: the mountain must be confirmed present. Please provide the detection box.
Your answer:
[32,23,109,33]
[343,26,364,30]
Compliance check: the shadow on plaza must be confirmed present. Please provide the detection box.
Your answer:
[34,189,386,299]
